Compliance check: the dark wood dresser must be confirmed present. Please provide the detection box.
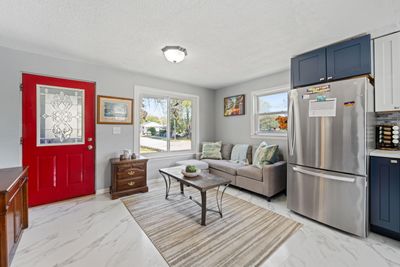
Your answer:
[110,157,148,199]
[0,167,28,267]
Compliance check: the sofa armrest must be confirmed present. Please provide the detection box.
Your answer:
[262,161,287,197]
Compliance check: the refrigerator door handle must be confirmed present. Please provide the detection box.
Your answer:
[288,94,296,156]
[292,167,356,183]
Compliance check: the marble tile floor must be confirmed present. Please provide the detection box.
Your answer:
[11,179,400,267]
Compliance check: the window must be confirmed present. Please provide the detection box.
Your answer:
[252,89,288,137]
[139,91,195,154]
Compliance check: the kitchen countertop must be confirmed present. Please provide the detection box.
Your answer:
[370,149,400,159]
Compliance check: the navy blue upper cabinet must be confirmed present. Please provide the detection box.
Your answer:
[291,48,326,88]
[291,35,371,88]
[326,35,371,81]
[370,156,400,237]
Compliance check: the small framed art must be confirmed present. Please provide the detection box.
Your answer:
[97,95,133,124]
[224,94,245,116]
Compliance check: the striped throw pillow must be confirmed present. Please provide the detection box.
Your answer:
[201,141,222,160]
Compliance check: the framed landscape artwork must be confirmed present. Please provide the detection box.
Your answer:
[97,95,133,124]
[224,94,245,116]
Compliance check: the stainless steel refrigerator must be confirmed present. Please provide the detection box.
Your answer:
[287,76,375,237]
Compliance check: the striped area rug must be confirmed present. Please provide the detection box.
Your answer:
[123,180,301,267]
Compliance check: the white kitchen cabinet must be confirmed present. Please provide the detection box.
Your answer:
[374,32,400,112]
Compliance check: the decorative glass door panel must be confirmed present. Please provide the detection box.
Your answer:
[37,85,84,146]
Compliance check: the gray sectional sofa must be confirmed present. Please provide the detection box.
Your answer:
[198,143,287,201]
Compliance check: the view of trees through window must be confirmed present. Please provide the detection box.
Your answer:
[140,96,192,153]
[255,91,288,134]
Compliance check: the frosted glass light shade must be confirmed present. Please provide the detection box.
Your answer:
[161,46,187,63]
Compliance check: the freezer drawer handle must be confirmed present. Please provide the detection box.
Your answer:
[292,167,356,183]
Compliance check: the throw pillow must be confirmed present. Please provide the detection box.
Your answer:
[253,142,279,168]
[201,141,222,160]
[230,144,250,164]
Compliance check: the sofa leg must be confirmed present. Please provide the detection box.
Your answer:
[283,190,287,196]
[266,196,271,202]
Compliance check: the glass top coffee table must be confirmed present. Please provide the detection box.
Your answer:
[159,166,231,226]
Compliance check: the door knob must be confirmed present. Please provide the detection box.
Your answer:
[88,145,93,150]
[88,137,93,142]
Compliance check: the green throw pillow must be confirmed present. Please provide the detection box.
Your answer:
[201,141,222,160]
[253,142,279,168]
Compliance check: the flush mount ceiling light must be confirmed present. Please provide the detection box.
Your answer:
[161,46,187,63]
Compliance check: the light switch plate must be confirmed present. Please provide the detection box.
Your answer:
[112,127,121,135]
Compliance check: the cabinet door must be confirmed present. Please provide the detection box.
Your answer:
[326,35,371,81]
[291,48,326,88]
[374,32,400,112]
[370,157,400,232]
[14,189,24,242]
[6,200,15,256]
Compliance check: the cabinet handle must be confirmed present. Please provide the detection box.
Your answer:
[390,160,398,164]
[128,181,135,186]
[319,77,325,81]
[128,171,135,176]
[394,106,400,110]
[327,76,333,80]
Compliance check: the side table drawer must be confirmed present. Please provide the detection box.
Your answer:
[116,163,145,172]
[116,168,145,179]
[117,177,146,191]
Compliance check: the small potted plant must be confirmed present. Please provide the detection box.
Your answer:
[181,165,201,178]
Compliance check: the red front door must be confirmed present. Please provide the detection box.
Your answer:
[22,74,95,206]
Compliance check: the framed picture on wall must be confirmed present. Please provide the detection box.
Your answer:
[97,95,133,124]
[224,94,245,116]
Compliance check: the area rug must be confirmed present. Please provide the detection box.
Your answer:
[122,180,301,267]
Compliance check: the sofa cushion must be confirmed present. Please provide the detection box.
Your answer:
[201,159,243,175]
[246,145,253,164]
[201,141,222,159]
[221,143,234,160]
[237,165,263,181]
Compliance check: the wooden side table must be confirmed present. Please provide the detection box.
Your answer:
[0,167,29,267]
[110,157,148,199]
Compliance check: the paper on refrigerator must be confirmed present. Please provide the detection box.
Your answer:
[308,98,337,117]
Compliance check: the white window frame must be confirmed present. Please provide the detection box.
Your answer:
[251,85,289,139]
[134,85,199,158]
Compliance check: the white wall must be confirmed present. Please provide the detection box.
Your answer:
[0,46,215,189]
[215,70,290,159]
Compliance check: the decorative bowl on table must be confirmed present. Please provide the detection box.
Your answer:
[181,165,201,178]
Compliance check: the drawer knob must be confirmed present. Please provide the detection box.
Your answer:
[128,181,135,186]
[128,171,135,176]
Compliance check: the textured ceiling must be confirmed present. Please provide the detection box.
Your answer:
[0,0,399,89]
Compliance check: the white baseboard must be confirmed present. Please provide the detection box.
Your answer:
[96,187,110,195]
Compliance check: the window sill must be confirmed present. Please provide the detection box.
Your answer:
[251,133,287,140]
[140,151,196,160]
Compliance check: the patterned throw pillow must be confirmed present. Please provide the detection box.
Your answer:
[252,142,279,168]
[201,141,222,160]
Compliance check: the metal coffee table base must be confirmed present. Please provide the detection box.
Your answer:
[160,172,229,226]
